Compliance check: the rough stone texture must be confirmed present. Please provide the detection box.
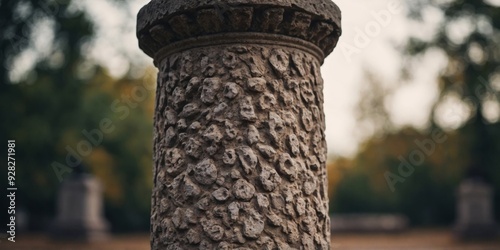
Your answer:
[138,0,341,249]
[150,43,331,249]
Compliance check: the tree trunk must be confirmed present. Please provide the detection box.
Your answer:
[137,1,341,249]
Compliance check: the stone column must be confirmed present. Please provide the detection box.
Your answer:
[137,1,341,249]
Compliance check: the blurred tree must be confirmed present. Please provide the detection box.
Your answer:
[355,71,395,140]
[327,0,500,227]
[0,0,154,231]
[405,0,500,180]
[0,0,95,230]
[330,128,466,225]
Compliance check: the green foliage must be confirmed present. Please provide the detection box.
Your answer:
[329,0,500,226]
[0,0,154,232]
[80,68,155,232]
[406,0,500,169]
[329,124,500,226]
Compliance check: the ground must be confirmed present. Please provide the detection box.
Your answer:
[2,229,500,250]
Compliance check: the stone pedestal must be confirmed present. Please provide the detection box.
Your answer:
[50,174,109,242]
[137,1,342,249]
[454,179,498,239]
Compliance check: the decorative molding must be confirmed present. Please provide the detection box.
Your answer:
[137,1,342,62]
[153,32,325,66]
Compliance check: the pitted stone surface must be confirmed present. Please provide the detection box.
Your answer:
[150,44,330,249]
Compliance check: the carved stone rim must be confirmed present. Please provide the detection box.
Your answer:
[153,32,325,66]
[137,2,342,60]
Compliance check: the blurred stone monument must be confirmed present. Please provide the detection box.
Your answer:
[455,115,498,239]
[50,164,109,242]
[454,178,498,239]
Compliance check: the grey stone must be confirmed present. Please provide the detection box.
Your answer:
[212,188,231,202]
[137,0,341,58]
[138,0,341,247]
[454,179,498,239]
[50,174,109,242]
[194,159,218,185]
[233,179,256,201]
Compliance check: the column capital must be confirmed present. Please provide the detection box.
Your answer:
[137,0,341,61]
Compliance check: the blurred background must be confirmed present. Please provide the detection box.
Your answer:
[0,0,499,249]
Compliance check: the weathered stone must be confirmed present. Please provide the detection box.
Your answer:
[301,108,314,132]
[258,93,277,110]
[201,77,221,104]
[256,236,274,250]
[165,127,177,147]
[201,219,225,242]
[228,227,246,244]
[165,148,185,176]
[243,211,265,239]
[182,177,201,201]
[247,125,260,145]
[259,167,282,192]
[203,124,223,143]
[228,202,240,221]
[196,197,211,211]
[214,102,228,117]
[256,193,270,210]
[269,49,289,78]
[179,103,199,117]
[139,0,341,247]
[233,179,256,201]
[172,86,186,107]
[277,153,299,181]
[185,138,202,159]
[224,82,240,99]
[224,121,238,140]
[256,143,277,159]
[240,96,257,122]
[186,77,201,95]
[247,77,267,92]
[187,228,201,244]
[212,188,231,202]
[303,173,317,195]
[237,146,258,174]
[223,149,237,165]
[267,212,283,227]
[271,193,285,211]
[172,207,188,229]
[287,134,300,156]
[295,197,306,216]
[193,159,218,185]
[164,107,178,125]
